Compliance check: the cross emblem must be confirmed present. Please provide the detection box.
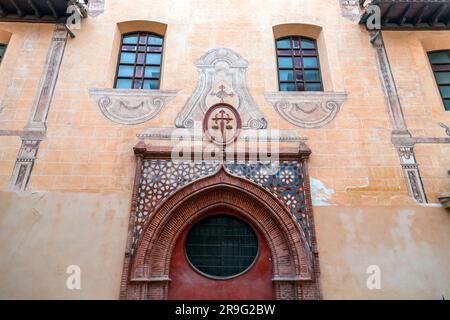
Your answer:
[210,85,234,102]
[212,110,234,141]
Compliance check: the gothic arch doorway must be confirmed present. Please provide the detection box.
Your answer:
[120,163,321,300]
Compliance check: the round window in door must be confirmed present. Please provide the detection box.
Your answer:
[185,215,259,279]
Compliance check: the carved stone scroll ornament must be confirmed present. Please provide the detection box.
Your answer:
[175,48,267,129]
[89,88,178,125]
[265,91,347,129]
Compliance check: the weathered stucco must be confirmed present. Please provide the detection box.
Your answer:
[0,191,129,299]
[0,191,448,299]
[315,206,450,299]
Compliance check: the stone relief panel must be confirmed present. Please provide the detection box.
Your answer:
[175,48,267,129]
[265,91,347,129]
[88,0,105,17]
[89,88,178,125]
[339,0,361,21]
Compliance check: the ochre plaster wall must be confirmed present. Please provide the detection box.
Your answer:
[0,191,129,299]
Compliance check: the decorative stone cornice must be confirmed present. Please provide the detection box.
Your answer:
[265,91,347,129]
[26,24,68,131]
[89,88,178,125]
[137,127,307,142]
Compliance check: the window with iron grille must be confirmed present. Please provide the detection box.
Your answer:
[185,215,259,279]
[0,44,7,64]
[428,50,450,111]
[276,36,323,92]
[114,32,163,89]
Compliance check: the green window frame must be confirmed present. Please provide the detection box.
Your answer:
[185,215,259,279]
[428,50,450,111]
[114,32,164,90]
[276,36,323,92]
[0,44,7,64]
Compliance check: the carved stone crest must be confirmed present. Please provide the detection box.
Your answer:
[176,48,267,129]
[88,0,105,17]
[89,88,178,125]
[203,103,242,145]
[265,91,347,129]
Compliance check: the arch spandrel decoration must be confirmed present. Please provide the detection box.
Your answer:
[121,143,321,300]
[175,48,268,129]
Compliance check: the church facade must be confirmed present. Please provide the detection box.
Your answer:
[0,0,449,299]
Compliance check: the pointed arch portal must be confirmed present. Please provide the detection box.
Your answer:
[120,144,321,300]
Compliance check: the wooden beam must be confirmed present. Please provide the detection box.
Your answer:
[46,0,59,19]
[382,3,396,25]
[0,3,5,17]
[413,4,429,26]
[28,0,41,18]
[399,4,411,26]
[9,0,24,17]
[430,4,448,26]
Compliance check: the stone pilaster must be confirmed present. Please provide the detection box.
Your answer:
[26,24,68,131]
[9,24,68,191]
[370,31,427,203]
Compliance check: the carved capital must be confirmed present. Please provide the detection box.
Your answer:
[89,88,178,125]
[265,91,347,129]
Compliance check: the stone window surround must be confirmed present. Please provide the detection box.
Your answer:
[0,29,12,65]
[272,23,341,93]
[420,38,450,113]
[106,20,168,89]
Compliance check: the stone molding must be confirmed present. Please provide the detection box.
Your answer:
[26,24,68,131]
[265,91,347,129]
[89,88,178,125]
[175,48,267,129]
[137,127,306,142]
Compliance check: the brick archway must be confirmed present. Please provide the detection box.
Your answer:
[120,167,321,300]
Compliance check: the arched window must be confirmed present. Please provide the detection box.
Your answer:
[276,36,323,92]
[0,44,7,64]
[428,50,450,111]
[185,214,259,279]
[114,32,164,89]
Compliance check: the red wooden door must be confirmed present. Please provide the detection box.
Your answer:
[168,215,274,300]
